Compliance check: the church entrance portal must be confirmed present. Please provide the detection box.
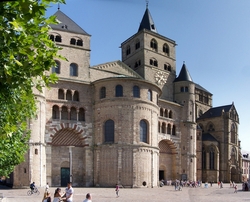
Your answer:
[159,140,177,181]
[61,167,70,187]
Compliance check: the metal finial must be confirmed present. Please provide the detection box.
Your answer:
[146,0,149,8]
[58,3,60,10]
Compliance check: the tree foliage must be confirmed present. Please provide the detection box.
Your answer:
[0,0,65,176]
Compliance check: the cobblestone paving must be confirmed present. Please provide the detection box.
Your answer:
[0,183,249,202]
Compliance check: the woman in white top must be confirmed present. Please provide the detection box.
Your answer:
[53,188,64,202]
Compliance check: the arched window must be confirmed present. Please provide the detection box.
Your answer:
[55,35,62,42]
[76,39,83,46]
[169,110,173,118]
[164,63,171,71]
[35,149,38,155]
[167,124,171,134]
[160,108,163,116]
[104,119,114,143]
[161,122,166,134]
[70,107,77,120]
[164,109,168,117]
[231,124,236,143]
[149,58,158,67]
[52,60,60,74]
[70,38,76,45]
[148,89,152,101]
[58,89,64,99]
[209,147,215,170]
[115,85,123,97]
[140,120,148,143]
[61,106,68,120]
[134,60,141,69]
[126,45,131,55]
[150,39,157,51]
[202,147,206,169]
[208,123,215,131]
[172,125,176,136]
[49,35,54,41]
[100,87,106,99]
[78,108,85,121]
[73,91,79,101]
[52,105,59,119]
[70,63,78,76]
[133,85,140,98]
[66,90,72,101]
[135,39,140,50]
[163,43,169,55]
[185,86,189,92]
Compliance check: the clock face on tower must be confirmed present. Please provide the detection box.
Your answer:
[155,71,168,85]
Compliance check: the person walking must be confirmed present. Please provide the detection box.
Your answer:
[234,185,238,193]
[45,182,49,192]
[115,184,119,197]
[83,193,92,202]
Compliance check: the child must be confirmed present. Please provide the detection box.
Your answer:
[115,184,119,197]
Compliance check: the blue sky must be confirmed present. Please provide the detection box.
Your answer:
[47,0,250,150]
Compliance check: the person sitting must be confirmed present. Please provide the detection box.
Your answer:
[53,188,64,202]
[43,192,51,202]
[83,193,92,202]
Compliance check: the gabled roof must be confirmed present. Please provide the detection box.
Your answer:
[174,63,193,82]
[198,104,233,119]
[202,133,218,142]
[138,7,157,33]
[50,10,90,35]
[90,60,143,80]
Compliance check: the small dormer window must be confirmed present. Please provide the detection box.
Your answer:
[61,25,68,29]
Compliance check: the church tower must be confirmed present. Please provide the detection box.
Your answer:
[174,63,197,181]
[49,9,91,81]
[121,5,176,100]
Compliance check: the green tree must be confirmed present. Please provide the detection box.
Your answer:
[0,0,65,176]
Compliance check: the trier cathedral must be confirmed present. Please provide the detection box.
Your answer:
[11,6,242,188]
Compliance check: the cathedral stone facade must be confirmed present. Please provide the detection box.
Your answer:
[11,7,242,188]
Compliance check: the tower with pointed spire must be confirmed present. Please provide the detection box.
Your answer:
[121,5,177,100]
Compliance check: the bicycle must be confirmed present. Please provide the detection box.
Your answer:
[27,187,40,196]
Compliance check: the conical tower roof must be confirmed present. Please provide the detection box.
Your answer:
[138,6,157,33]
[50,10,90,35]
[174,63,193,82]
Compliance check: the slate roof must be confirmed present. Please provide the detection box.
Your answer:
[198,104,233,119]
[195,83,212,95]
[202,133,218,142]
[50,10,90,35]
[138,7,157,33]
[174,63,193,82]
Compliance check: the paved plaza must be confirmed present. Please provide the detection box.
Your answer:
[0,183,249,202]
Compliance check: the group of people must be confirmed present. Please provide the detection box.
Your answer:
[30,181,92,202]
